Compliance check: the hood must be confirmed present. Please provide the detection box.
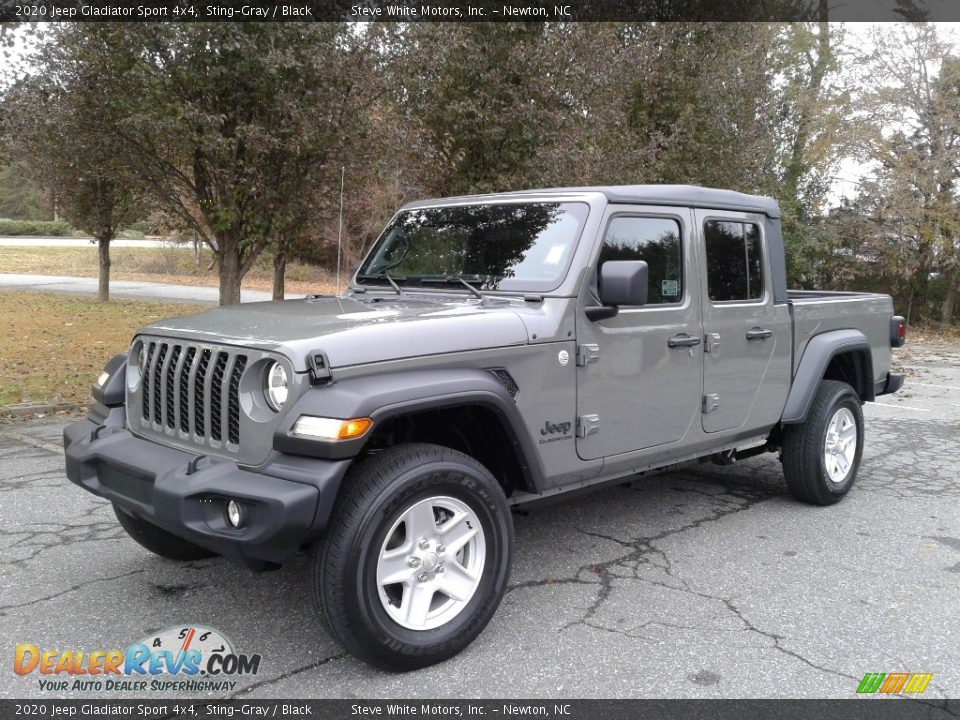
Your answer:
[141,295,530,370]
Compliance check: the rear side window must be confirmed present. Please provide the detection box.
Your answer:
[599,217,683,305]
[704,220,764,302]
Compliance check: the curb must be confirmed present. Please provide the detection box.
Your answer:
[0,402,86,418]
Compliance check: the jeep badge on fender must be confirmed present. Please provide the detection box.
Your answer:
[541,420,572,435]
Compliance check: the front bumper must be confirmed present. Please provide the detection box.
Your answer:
[64,415,351,569]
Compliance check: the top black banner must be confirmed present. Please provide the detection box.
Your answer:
[1,0,958,23]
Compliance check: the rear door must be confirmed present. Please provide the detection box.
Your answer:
[575,206,703,460]
[695,210,789,433]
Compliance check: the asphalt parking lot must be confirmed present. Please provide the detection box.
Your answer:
[1,342,958,701]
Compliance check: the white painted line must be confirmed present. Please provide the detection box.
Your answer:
[910,382,960,391]
[870,402,932,413]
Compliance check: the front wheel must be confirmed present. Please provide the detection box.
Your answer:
[314,443,513,671]
[782,380,864,505]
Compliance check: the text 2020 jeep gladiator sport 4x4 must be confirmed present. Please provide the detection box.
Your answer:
[64,185,905,670]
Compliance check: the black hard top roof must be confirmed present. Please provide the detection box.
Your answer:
[403,184,782,219]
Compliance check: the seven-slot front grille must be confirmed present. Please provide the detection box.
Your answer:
[139,340,247,447]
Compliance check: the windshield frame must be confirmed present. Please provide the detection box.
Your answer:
[352,199,592,296]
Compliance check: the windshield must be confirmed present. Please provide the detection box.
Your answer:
[355,202,589,293]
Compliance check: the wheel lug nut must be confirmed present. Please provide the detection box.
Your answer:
[419,538,430,550]
[436,565,445,574]
[417,572,428,582]
[408,557,421,567]
[437,544,445,554]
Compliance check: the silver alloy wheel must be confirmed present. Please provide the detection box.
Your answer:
[376,495,486,631]
[823,407,857,484]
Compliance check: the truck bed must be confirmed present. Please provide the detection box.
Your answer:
[788,290,895,382]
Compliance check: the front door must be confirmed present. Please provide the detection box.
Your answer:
[695,210,784,433]
[576,207,703,461]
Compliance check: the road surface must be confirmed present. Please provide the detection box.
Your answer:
[0,237,172,248]
[0,343,957,700]
[0,273,304,303]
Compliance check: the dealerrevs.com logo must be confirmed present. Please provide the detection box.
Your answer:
[14,625,261,693]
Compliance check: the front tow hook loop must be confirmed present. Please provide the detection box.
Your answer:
[90,424,107,442]
[186,454,208,476]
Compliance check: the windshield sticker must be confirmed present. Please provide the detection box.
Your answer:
[661,279,679,297]
[544,245,567,266]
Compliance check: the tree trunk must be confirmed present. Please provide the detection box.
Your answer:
[97,236,111,302]
[218,242,243,306]
[941,268,959,325]
[272,250,286,302]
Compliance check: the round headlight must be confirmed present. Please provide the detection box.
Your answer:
[265,362,288,411]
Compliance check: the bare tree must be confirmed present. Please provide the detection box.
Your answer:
[854,24,960,323]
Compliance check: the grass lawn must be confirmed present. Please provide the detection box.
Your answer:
[0,291,206,407]
[0,246,341,296]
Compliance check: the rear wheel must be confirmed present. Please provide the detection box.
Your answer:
[113,504,217,561]
[314,443,512,671]
[782,380,864,505]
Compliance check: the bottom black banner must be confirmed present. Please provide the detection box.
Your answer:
[2,699,958,720]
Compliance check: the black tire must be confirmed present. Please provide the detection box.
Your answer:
[113,504,217,561]
[782,380,864,506]
[314,443,513,671]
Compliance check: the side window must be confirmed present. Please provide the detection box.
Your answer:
[599,217,683,305]
[704,220,764,302]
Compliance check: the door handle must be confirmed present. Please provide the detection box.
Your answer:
[746,327,774,341]
[668,334,701,348]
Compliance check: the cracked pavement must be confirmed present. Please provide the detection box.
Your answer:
[1,344,958,700]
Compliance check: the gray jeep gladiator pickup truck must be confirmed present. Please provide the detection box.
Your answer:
[64,185,905,670]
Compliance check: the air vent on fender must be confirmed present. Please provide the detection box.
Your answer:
[487,368,519,399]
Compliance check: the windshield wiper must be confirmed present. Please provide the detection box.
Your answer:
[357,271,404,296]
[449,275,483,300]
[417,275,484,300]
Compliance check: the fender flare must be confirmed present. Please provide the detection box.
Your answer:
[781,329,873,424]
[273,368,544,490]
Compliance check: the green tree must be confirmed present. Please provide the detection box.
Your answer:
[7,26,145,301]
[768,16,850,285]
[359,20,851,295]
[0,161,52,220]
[393,23,560,197]
[44,24,373,306]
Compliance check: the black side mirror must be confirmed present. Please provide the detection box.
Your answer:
[586,260,648,321]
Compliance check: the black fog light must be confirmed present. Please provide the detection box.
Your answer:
[226,500,246,528]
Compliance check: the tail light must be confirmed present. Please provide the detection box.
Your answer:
[890,316,906,348]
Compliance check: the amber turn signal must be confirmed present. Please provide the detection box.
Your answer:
[292,415,373,440]
[338,418,373,439]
